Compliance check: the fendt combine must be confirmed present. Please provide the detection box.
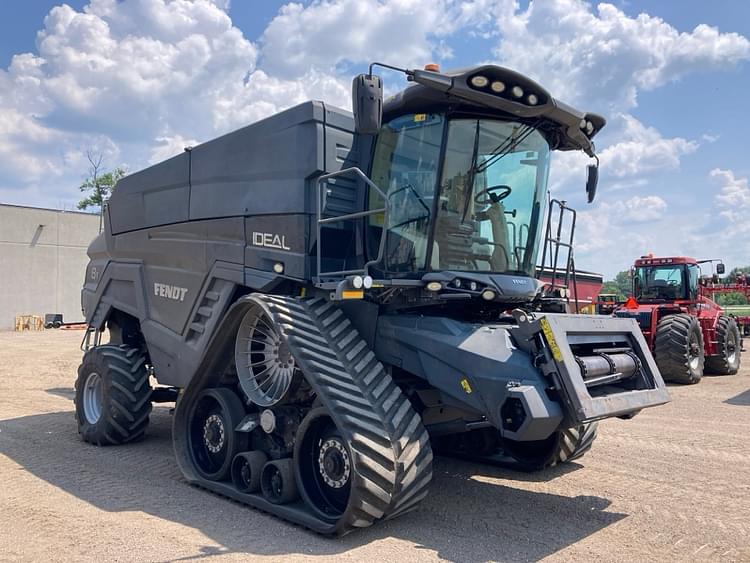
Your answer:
[76,62,670,535]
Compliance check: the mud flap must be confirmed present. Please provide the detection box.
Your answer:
[509,311,670,423]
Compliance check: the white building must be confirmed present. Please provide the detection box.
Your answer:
[0,204,100,330]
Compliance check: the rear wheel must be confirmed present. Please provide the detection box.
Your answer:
[75,344,152,445]
[705,316,741,375]
[653,313,704,384]
[501,423,599,471]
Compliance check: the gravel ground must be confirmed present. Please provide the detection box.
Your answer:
[1,329,749,562]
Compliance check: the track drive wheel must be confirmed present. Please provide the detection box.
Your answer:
[501,423,599,471]
[705,316,741,375]
[75,344,151,445]
[187,388,246,481]
[653,313,704,384]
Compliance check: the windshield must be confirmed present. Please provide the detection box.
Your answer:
[369,114,550,276]
[634,265,687,300]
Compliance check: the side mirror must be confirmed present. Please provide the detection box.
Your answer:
[352,74,383,135]
[716,263,725,275]
[586,164,598,203]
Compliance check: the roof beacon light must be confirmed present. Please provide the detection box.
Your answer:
[490,80,506,93]
[470,75,489,88]
[424,63,440,72]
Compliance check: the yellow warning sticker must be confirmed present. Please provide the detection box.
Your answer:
[539,317,563,362]
[414,113,427,122]
[460,378,473,394]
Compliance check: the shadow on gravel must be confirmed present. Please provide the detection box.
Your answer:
[0,407,626,562]
[725,388,750,406]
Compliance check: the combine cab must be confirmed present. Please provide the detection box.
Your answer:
[615,256,742,384]
[75,62,670,535]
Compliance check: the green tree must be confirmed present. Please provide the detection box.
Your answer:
[728,266,750,282]
[77,151,125,211]
[601,270,633,300]
[715,292,749,306]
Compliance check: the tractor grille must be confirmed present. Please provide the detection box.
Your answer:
[615,310,652,330]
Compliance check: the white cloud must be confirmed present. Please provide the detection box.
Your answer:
[493,0,750,113]
[711,168,750,223]
[0,0,352,205]
[258,0,497,77]
[148,134,199,164]
[598,115,697,177]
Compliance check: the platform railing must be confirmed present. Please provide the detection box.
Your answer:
[315,167,388,285]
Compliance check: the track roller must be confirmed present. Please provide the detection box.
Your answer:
[231,451,267,493]
[261,459,298,504]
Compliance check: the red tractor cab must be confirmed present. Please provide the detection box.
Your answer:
[614,255,741,384]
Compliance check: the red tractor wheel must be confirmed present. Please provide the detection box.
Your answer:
[653,313,704,384]
[705,316,741,375]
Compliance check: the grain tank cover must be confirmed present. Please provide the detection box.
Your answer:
[108,102,354,234]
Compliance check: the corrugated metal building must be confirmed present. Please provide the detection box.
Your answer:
[0,204,99,330]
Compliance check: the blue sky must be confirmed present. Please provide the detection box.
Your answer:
[0,0,748,278]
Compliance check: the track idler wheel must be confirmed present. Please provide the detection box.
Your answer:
[231,451,268,493]
[261,459,298,504]
[295,408,352,521]
[187,388,246,481]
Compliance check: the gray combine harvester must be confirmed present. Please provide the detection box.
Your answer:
[76,62,670,534]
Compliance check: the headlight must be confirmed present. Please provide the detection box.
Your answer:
[426,281,442,292]
[511,86,524,98]
[527,93,538,105]
[481,289,496,301]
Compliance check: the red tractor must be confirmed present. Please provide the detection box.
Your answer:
[614,255,741,384]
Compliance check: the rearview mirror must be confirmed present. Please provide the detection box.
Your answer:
[352,74,383,135]
[586,164,598,203]
[716,263,725,275]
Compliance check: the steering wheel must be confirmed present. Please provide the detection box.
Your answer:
[474,184,512,206]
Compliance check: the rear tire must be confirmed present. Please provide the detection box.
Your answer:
[705,316,741,375]
[502,423,599,471]
[75,345,152,445]
[653,313,704,384]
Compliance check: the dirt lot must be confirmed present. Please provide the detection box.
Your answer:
[1,330,749,562]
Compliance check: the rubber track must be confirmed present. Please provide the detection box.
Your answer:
[705,316,741,375]
[260,295,433,531]
[76,344,152,445]
[555,423,598,465]
[653,314,703,384]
